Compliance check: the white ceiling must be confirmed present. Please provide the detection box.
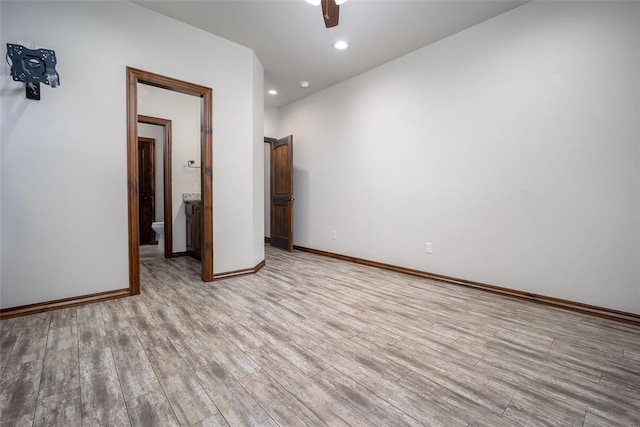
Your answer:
[134,0,526,108]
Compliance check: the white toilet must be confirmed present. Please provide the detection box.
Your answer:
[151,222,164,249]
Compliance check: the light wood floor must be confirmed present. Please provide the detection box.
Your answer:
[140,243,163,261]
[1,246,639,426]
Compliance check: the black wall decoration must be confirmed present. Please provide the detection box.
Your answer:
[6,43,60,100]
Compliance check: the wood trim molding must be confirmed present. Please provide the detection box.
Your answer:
[138,114,173,258]
[170,251,188,258]
[127,66,214,296]
[0,289,130,319]
[201,86,214,282]
[293,245,640,325]
[126,67,140,294]
[214,260,266,280]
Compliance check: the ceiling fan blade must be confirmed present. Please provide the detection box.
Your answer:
[321,0,339,28]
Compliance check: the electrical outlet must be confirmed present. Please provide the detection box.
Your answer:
[331,230,337,239]
[426,242,433,254]
[192,182,198,190]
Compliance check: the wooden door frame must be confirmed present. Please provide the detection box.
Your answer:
[127,67,214,295]
[137,136,156,246]
[138,115,173,258]
[264,137,275,244]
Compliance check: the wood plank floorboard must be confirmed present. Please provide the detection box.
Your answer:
[0,312,50,426]
[34,308,81,426]
[77,304,130,426]
[1,245,639,426]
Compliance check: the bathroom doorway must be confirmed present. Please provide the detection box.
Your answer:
[137,136,156,246]
[126,67,214,295]
[138,115,173,259]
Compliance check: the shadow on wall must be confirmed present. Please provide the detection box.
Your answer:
[293,167,309,244]
[1,88,30,142]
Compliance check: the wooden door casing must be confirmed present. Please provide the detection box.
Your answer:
[127,66,214,295]
[138,137,155,245]
[270,135,294,252]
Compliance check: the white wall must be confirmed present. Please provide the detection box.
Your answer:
[252,55,265,266]
[0,4,3,294]
[264,106,280,138]
[138,85,201,252]
[279,1,640,314]
[137,123,165,223]
[0,1,263,308]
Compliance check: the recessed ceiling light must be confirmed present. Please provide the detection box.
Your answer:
[332,40,350,50]
[268,89,278,95]
[300,81,310,88]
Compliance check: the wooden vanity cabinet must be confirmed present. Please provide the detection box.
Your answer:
[185,201,202,259]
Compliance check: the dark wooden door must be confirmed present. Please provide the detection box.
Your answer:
[270,135,294,252]
[138,137,155,245]
[185,202,202,259]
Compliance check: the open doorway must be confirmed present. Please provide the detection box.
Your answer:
[126,67,214,295]
[138,115,172,260]
[137,136,156,247]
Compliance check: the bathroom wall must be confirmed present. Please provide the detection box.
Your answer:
[0,1,264,308]
[138,123,164,223]
[138,84,200,252]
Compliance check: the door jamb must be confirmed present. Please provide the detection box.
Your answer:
[264,137,275,245]
[127,67,214,295]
